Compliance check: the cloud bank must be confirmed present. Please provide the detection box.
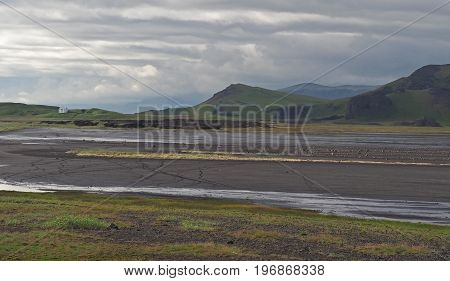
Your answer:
[0,0,449,112]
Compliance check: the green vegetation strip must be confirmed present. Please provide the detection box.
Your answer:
[67,149,450,166]
[68,149,310,162]
[2,120,450,134]
[0,191,448,260]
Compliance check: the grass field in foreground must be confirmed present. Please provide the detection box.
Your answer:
[0,191,448,261]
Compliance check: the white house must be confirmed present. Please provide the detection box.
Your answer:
[58,107,68,114]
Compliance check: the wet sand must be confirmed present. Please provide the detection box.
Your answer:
[0,128,449,224]
[2,127,450,163]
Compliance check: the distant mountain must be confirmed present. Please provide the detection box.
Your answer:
[278,83,378,100]
[4,64,450,125]
[192,84,327,119]
[346,64,450,125]
[200,83,325,107]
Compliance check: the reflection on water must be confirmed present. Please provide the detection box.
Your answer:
[1,179,448,225]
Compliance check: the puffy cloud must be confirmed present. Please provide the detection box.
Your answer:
[0,0,449,112]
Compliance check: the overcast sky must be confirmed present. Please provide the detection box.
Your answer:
[0,0,450,112]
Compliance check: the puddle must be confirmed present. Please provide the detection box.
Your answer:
[21,142,57,145]
[0,179,448,225]
[0,182,48,193]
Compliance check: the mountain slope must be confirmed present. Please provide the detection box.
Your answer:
[279,83,377,100]
[201,84,325,107]
[0,103,128,120]
[346,64,450,124]
[0,103,58,116]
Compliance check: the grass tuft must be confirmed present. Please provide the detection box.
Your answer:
[1,218,21,227]
[44,215,109,230]
[232,229,286,239]
[149,243,244,258]
[180,219,217,231]
[355,243,430,257]
[303,233,346,245]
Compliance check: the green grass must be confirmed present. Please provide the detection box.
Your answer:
[231,229,286,240]
[0,231,248,260]
[157,214,179,223]
[1,105,450,135]
[0,121,31,132]
[67,147,450,166]
[44,215,109,230]
[346,64,450,125]
[310,98,349,119]
[67,149,339,163]
[274,122,450,134]
[0,191,448,260]
[0,121,104,133]
[147,243,246,259]
[1,218,21,227]
[355,244,430,257]
[0,103,130,121]
[303,233,346,245]
[0,103,58,117]
[386,90,450,124]
[40,108,130,120]
[180,219,218,231]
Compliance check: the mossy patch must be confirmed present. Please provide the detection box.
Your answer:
[180,219,218,231]
[355,243,430,257]
[44,215,109,230]
[303,233,346,245]
[232,229,287,239]
[148,243,245,259]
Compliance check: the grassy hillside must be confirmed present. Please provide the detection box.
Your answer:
[0,103,58,117]
[3,64,450,126]
[279,83,377,100]
[0,103,129,120]
[346,64,450,125]
[201,84,325,107]
[40,108,130,120]
[310,98,349,120]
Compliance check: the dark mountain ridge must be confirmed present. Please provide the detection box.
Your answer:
[346,64,450,124]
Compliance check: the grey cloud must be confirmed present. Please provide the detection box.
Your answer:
[0,0,449,112]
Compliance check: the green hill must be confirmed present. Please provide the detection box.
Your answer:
[0,103,129,120]
[42,108,129,120]
[200,84,325,107]
[309,98,349,120]
[4,65,450,125]
[279,83,377,100]
[0,103,58,117]
[346,64,450,125]
[192,84,326,119]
